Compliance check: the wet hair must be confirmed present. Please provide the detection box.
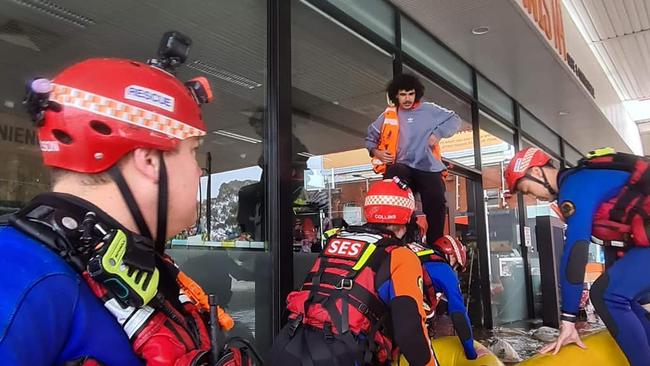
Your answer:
[387,74,425,105]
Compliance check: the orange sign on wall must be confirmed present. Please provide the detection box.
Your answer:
[438,129,503,153]
[521,0,567,61]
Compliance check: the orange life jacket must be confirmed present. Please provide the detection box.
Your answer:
[371,105,445,175]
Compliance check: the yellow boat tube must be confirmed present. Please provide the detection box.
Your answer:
[517,330,628,365]
[394,336,504,366]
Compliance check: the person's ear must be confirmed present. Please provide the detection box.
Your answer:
[528,166,544,180]
[130,148,160,182]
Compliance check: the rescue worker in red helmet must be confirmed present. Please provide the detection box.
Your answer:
[505,147,650,366]
[0,32,244,365]
[406,235,488,360]
[269,177,437,366]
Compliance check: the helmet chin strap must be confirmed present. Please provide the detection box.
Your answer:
[155,154,169,253]
[109,152,169,253]
[524,167,557,197]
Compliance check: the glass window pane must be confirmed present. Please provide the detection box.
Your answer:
[401,17,473,94]
[291,0,391,257]
[478,75,514,124]
[516,143,558,319]
[479,114,527,325]
[323,0,395,44]
[479,111,515,167]
[444,174,484,325]
[0,0,271,355]
[564,142,583,166]
[520,108,561,153]
[405,65,475,167]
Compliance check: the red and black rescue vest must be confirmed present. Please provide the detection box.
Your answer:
[286,228,402,363]
[565,149,650,247]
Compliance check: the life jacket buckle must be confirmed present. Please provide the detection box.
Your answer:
[357,303,369,315]
[335,278,354,290]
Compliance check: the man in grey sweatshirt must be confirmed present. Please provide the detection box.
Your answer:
[366,74,461,246]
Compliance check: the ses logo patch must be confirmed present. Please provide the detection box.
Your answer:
[124,85,175,112]
[324,239,367,260]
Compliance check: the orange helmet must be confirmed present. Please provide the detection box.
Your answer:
[504,147,552,193]
[364,178,415,225]
[434,235,468,271]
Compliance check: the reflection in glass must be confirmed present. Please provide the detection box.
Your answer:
[322,0,395,44]
[479,111,527,325]
[443,174,484,327]
[290,0,392,258]
[477,75,514,124]
[564,142,583,167]
[519,139,563,319]
[520,107,561,153]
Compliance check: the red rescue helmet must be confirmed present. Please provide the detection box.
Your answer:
[364,178,415,225]
[434,235,468,271]
[504,147,551,193]
[36,58,208,173]
[25,32,214,252]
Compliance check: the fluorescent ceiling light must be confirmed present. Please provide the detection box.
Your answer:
[471,26,490,35]
[11,0,94,28]
[187,60,262,89]
[212,130,261,144]
[297,152,317,158]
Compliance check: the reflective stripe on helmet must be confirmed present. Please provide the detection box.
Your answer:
[51,84,206,140]
[364,194,415,210]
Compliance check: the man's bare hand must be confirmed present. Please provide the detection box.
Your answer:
[539,321,586,355]
[475,347,491,359]
[372,149,395,164]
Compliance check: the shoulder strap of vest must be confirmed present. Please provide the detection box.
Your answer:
[405,242,448,263]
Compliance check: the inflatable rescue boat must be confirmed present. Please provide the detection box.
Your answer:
[394,336,504,366]
[518,330,627,365]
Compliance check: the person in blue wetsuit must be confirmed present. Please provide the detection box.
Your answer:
[407,235,488,360]
[0,218,144,366]
[505,147,650,366]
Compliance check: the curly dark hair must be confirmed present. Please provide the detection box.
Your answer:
[386,74,425,105]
